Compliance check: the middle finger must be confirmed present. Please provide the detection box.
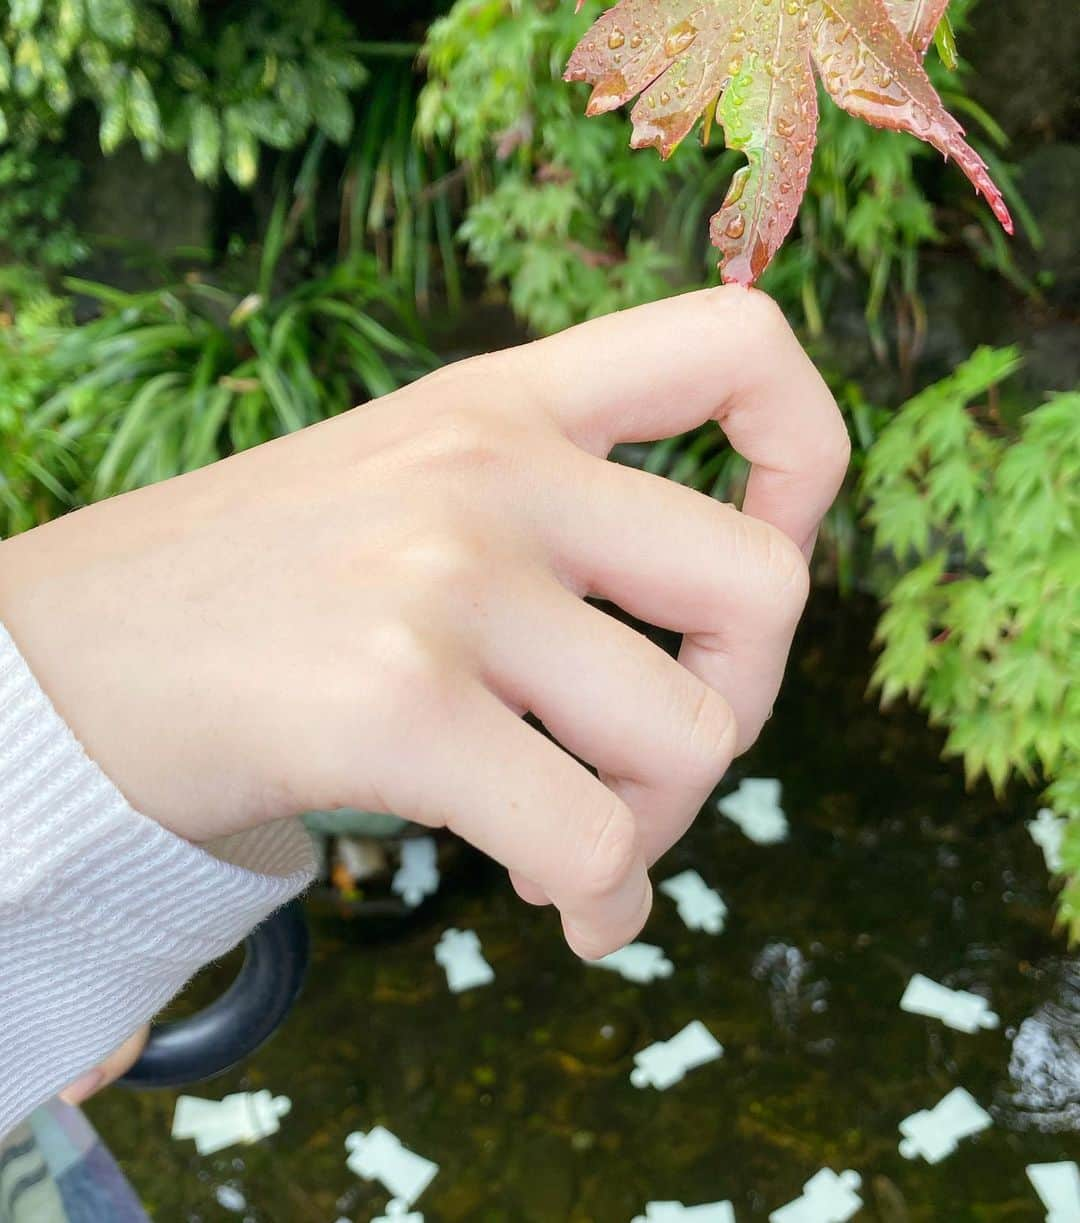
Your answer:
[536,447,810,753]
[481,571,738,865]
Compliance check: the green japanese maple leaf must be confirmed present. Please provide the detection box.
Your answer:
[565,0,1012,285]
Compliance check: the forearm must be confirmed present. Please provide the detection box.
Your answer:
[0,622,315,1138]
[0,287,848,1133]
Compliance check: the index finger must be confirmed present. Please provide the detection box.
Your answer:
[518,287,850,554]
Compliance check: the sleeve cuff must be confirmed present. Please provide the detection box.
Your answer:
[0,621,317,1137]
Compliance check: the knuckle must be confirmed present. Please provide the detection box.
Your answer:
[577,798,640,901]
[681,683,738,777]
[730,286,791,349]
[367,620,459,727]
[823,410,853,483]
[400,523,488,594]
[377,400,513,485]
[760,520,811,611]
[422,407,506,472]
[414,361,484,413]
[422,350,544,420]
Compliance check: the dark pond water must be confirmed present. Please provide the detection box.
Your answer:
[87,595,1080,1221]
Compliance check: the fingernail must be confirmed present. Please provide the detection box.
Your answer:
[60,1069,104,1107]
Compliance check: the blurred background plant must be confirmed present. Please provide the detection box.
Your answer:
[44,247,431,499]
[0,0,1076,926]
[0,265,89,534]
[418,0,1041,349]
[414,0,1048,591]
[0,0,366,186]
[863,349,1080,931]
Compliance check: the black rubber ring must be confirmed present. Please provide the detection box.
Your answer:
[119,901,310,1089]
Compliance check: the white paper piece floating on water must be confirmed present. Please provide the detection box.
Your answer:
[900,973,1000,1034]
[345,1126,439,1209]
[434,928,494,993]
[716,778,790,845]
[1027,1161,1080,1222]
[373,1202,425,1223]
[631,1020,723,1090]
[659,870,728,935]
[590,942,674,984]
[768,1169,863,1223]
[632,1200,736,1222]
[898,1087,992,1164]
[172,1090,291,1156]
[392,836,440,908]
[1028,808,1068,875]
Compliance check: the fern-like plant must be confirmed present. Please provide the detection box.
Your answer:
[419,0,1032,343]
[863,348,1080,933]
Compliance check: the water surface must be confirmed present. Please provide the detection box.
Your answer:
[88,596,1079,1221]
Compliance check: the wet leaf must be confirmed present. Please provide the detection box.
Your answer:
[882,0,949,57]
[565,0,1012,284]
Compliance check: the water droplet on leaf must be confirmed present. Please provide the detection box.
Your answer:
[663,20,697,58]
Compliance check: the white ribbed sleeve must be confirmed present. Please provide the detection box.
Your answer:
[0,623,316,1139]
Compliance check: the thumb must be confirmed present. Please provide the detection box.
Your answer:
[59,1025,150,1107]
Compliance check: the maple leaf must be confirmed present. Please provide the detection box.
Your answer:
[883,0,949,57]
[565,0,1012,286]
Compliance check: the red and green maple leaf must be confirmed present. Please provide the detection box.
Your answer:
[565,0,1013,285]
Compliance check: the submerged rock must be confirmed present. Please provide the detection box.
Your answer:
[753,943,829,1036]
[1006,960,1080,1132]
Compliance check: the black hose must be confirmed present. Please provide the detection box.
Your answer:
[119,901,310,1089]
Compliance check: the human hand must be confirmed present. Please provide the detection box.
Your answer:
[0,289,848,958]
[59,1026,150,1107]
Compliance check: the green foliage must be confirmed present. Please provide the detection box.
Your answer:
[419,0,729,332]
[621,372,887,592]
[1059,820,1080,939]
[340,55,465,314]
[863,350,1080,933]
[35,250,432,501]
[760,5,1039,349]
[0,144,85,267]
[419,0,1028,341]
[0,0,365,184]
[565,0,1013,290]
[0,268,90,535]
